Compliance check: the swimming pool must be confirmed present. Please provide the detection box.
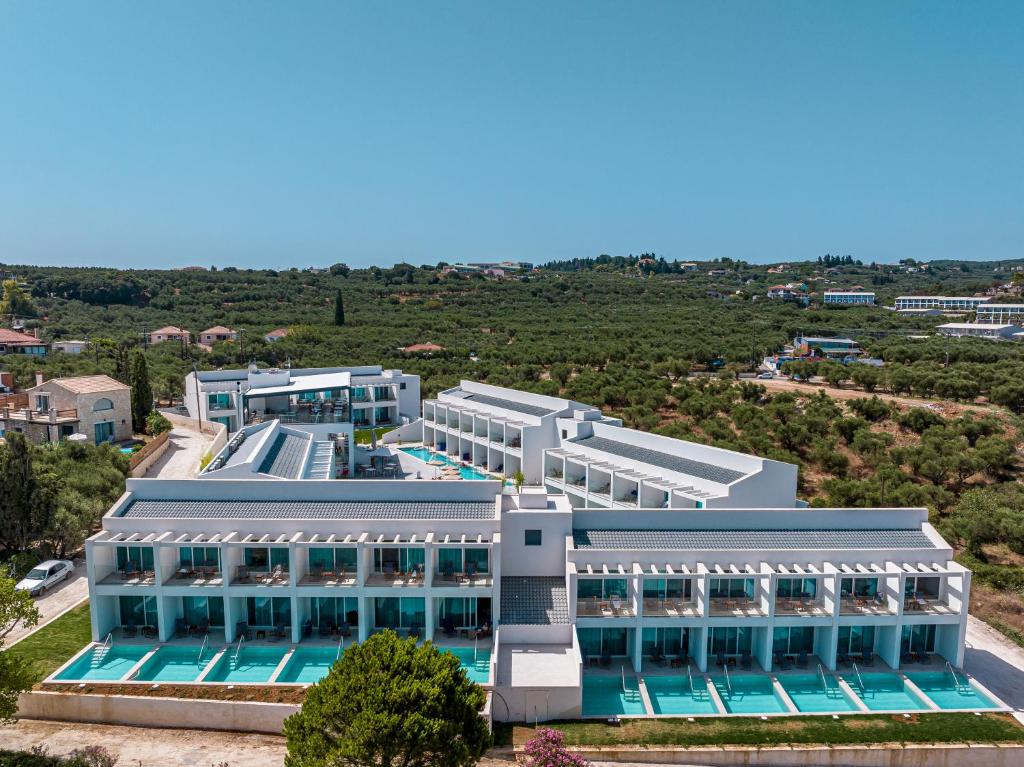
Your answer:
[55,645,152,681]
[906,672,1001,710]
[778,673,859,713]
[644,675,719,715]
[711,674,789,714]
[846,672,928,711]
[582,675,647,716]
[132,646,215,682]
[399,448,490,480]
[441,646,492,684]
[276,647,340,684]
[204,646,289,683]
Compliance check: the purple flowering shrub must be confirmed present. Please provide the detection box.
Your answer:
[521,728,590,767]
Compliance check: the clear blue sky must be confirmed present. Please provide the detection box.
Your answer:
[1,1,1021,269]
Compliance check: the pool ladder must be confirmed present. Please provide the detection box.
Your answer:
[723,663,733,695]
[818,663,840,698]
[232,636,245,665]
[92,633,113,667]
[945,661,971,692]
[197,633,209,665]
[851,661,866,691]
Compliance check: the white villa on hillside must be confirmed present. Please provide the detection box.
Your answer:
[895,296,990,312]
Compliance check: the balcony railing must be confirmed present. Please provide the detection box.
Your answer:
[100,566,157,586]
[2,406,79,424]
[903,595,956,615]
[365,569,425,587]
[642,598,699,617]
[164,565,223,586]
[232,565,289,586]
[299,567,357,587]
[709,597,765,617]
[839,595,895,615]
[576,596,635,617]
[774,598,829,616]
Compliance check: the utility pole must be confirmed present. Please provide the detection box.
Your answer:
[192,364,203,433]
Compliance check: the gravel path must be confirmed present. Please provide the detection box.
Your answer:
[145,416,211,479]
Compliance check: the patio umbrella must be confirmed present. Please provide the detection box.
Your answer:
[370,429,378,450]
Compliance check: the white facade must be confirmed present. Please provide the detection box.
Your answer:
[184,364,420,434]
[976,304,1024,324]
[936,322,1023,340]
[823,291,875,306]
[544,419,798,510]
[895,296,990,312]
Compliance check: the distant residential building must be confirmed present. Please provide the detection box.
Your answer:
[823,290,876,306]
[52,340,89,354]
[766,285,809,305]
[0,328,48,356]
[149,326,190,345]
[199,326,238,345]
[400,343,444,354]
[895,296,990,312]
[793,336,862,358]
[467,261,533,271]
[976,304,1024,325]
[936,323,1023,341]
[679,262,699,271]
[0,374,131,444]
[264,328,290,343]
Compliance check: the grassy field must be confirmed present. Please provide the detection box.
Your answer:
[497,712,1024,748]
[6,603,93,683]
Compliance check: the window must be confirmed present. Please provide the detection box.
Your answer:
[838,625,875,655]
[400,382,406,390]
[208,393,232,409]
[707,626,752,656]
[776,578,817,599]
[772,626,815,655]
[524,530,542,546]
[901,624,936,654]
[641,627,686,658]
[561,429,567,439]
[35,394,49,411]
[93,398,114,412]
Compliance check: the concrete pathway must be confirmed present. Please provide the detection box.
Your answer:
[964,615,1024,709]
[7,561,88,646]
[146,416,211,479]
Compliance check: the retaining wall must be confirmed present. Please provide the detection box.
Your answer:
[18,690,297,735]
[128,431,171,478]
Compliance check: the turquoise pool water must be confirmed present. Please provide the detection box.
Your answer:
[399,447,490,480]
[778,674,859,713]
[644,675,719,715]
[907,672,1001,710]
[276,647,339,684]
[582,675,647,717]
[132,646,215,682]
[711,674,788,714]
[441,647,492,684]
[55,645,152,681]
[205,647,289,683]
[847,673,928,711]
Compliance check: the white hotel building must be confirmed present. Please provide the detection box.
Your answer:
[823,290,875,306]
[81,378,973,721]
[976,303,1024,325]
[894,296,991,312]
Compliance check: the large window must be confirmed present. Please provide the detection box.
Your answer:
[641,627,686,658]
[310,597,359,628]
[373,597,425,630]
[207,393,232,409]
[708,578,755,600]
[179,546,219,570]
[642,578,691,600]
[707,626,752,657]
[438,597,490,629]
[244,547,289,572]
[436,547,489,575]
[308,547,356,574]
[901,624,937,654]
[246,596,291,628]
[93,398,114,412]
[772,626,815,656]
[776,578,817,599]
[576,578,627,601]
[840,577,878,598]
[373,547,424,574]
[577,627,629,658]
[904,577,941,599]
[119,595,158,629]
[182,596,224,628]
[116,545,154,575]
[837,625,875,656]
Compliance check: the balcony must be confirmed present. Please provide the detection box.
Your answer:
[709,597,765,617]
[299,568,357,587]
[232,565,289,586]
[365,568,425,587]
[576,596,635,617]
[774,598,830,617]
[589,483,611,499]
[903,596,958,615]
[164,565,223,587]
[839,595,895,616]
[642,598,699,617]
[99,566,157,586]
[2,406,79,424]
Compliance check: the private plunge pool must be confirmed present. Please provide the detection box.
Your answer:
[131,646,216,683]
[845,672,929,711]
[53,645,152,682]
[204,646,290,684]
[644,675,719,715]
[777,673,860,713]
[582,675,647,717]
[711,674,789,714]
[906,671,1002,710]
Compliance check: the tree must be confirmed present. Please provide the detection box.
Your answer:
[284,631,491,767]
[0,434,52,553]
[522,728,590,767]
[334,289,345,326]
[0,279,37,317]
[0,575,40,721]
[128,350,152,433]
[145,411,172,436]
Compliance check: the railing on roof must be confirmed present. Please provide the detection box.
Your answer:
[2,406,79,422]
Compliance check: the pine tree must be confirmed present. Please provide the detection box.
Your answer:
[334,289,345,326]
[128,350,152,433]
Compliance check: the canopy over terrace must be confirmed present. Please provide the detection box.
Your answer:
[243,371,352,416]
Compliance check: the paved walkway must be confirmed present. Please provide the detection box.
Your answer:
[7,561,88,646]
[146,415,211,479]
[964,615,1024,709]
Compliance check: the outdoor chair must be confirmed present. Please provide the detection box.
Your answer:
[122,621,137,639]
[338,622,351,638]
[599,654,612,669]
[441,562,455,580]
[797,650,809,668]
[861,651,875,667]
[715,651,726,668]
[919,651,933,665]
[319,622,334,638]
[408,624,422,639]
[174,618,188,638]
[836,651,850,666]
[235,621,252,641]
[741,652,752,670]
[442,615,457,637]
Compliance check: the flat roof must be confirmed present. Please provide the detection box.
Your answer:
[257,431,311,478]
[245,371,352,397]
[573,528,936,550]
[573,435,746,485]
[497,644,580,688]
[938,323,1015,330]
[117,499,496,520]
[896,295,990,301]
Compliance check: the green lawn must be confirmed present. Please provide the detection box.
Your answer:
[5,602,93,682]
[497,712,1024,748]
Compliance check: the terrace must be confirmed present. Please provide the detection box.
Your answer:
[365,540,426,587]
[707,572,766,617]
[576,567,635,618]
[773,569,829,617]
[642,570,699,617]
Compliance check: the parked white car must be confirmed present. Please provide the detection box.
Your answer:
[15,559,74,597]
